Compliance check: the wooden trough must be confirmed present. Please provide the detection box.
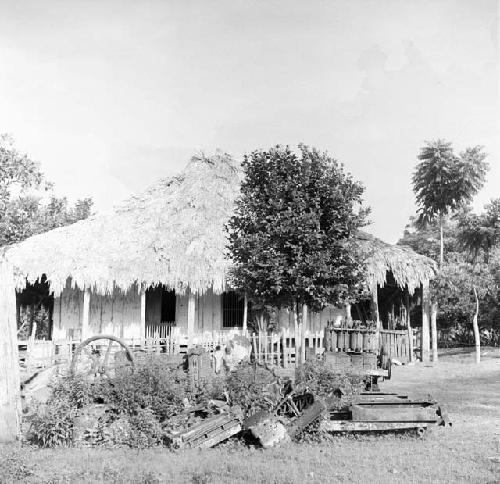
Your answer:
[321,391,451,436]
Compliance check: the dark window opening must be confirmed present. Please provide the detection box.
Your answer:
[222,291,244,328]
[161,288,176,323]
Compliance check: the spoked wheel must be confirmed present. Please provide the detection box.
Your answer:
[70,335,135,380]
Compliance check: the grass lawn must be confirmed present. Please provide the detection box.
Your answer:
[1,348,499,483]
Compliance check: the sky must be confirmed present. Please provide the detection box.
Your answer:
[0,0,498,243]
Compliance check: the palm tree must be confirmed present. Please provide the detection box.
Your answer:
[413,140,488,362]
[413,140,488,266]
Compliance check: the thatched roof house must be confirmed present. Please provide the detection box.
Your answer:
[5,152,436,341]
[354,231,435,295]
[7,152,240,297]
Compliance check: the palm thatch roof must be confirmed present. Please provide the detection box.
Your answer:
[5,152,436,296]
[6,151,240,296]
[353,231,436,295]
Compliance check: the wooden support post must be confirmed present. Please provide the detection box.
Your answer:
[0,260,21,442]
[431,301,438,362]
[242,294,248,333]
[301,304,307,365]
[187,290,196,349]
[421,281,431,363]
[370,282,380,329]
[370,281,381,356]
[345,303,352,325]
[82,288,90,340]
[140,286,146,338]
[405,290,413,362]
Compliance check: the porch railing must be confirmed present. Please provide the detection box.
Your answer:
[19,326,413,373]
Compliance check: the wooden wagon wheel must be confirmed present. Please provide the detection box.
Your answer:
[70,334,135,379]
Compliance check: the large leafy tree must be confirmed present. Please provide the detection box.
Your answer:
[457,198,500,262]
[399,199,500,361]
[0,135,92,247]
[227,144,369,332]
[413,140,488,265]
[432,252,499,363]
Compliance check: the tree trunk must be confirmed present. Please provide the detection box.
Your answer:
[242,295,248,332]
[439,215,444,267]
[472,286,480,364]
[0,260,21,442]
[301,304,308,365]
[430,301,438,362]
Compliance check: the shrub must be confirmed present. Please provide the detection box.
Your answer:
[28,397,77,447]
[224,363,281,416]
[104,356,192,421]
[128,408,164,448]
[295,359,364,409]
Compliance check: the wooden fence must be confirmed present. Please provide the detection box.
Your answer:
[250,329,325,367]
[19,326,414,373]
[252,327,414,367]
[18,328,250,372]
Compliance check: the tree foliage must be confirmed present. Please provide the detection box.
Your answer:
[227,144,369,315]
[413,140,488,226]
[399,200,500,333]
[0,135,93,246]
[431,252,499,327]
[457,198,500,261]
[398,215,461,262]
[412,139,488,265]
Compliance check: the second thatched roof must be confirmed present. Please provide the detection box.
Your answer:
[5,152,436,296]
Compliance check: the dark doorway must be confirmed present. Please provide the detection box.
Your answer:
[16,276,54,340]
[222,291,244,328]
[145,285,176,337]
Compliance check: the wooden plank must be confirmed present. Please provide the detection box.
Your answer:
[320,420,429,433]
[351,403,439,422]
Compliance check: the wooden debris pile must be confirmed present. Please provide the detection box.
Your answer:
[164,400,243,449]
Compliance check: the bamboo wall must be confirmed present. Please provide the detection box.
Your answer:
[52,286,83,340]
[53,286,347,340]
[53,286,141,339]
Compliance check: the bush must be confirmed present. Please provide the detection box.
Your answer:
[104,356,192,421]
[28,397,77,447]
[28,355,193,447]
[295,360,364,409]
[128,408,164,448]
[223,363,281,416]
